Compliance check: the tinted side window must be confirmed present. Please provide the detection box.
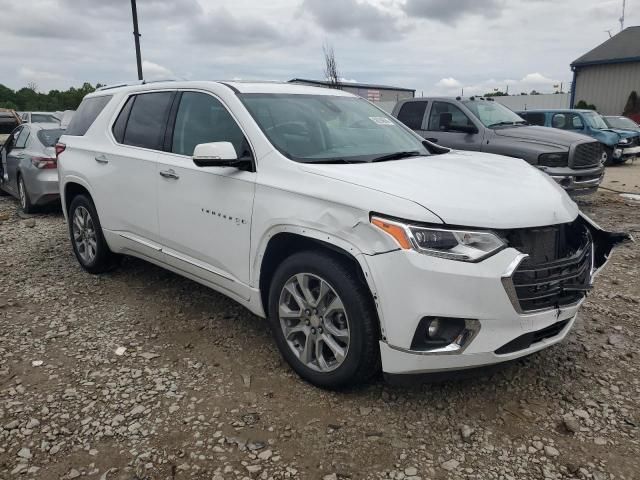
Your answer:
[171,92,250,158]
[428,102,473,131]
[123,92,175,150]
[397,101,428,130]
[112,96,135,143]
[65,95,112,136]
[520,112,546,126]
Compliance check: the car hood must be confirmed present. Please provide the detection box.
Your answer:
[301,151,579,229]
[492,125,591,146]
[603,128,640,140]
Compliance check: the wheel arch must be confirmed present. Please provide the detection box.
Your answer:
[256,228,384,337]
[62,178,93,220]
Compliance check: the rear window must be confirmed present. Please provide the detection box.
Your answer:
[65,95,112,136]
[37,128,65,147]
[397,101,428,130]
[121,91,175,150]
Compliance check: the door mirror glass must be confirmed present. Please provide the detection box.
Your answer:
[193,141,243,167]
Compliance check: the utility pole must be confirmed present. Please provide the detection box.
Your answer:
[131,0,143,81]
[620,0,626,32]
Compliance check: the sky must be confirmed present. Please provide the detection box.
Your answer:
[1,0,638,97]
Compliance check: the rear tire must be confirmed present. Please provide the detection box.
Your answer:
[68,194,120,274]
[18,176,35,213]
[268,250,380,389]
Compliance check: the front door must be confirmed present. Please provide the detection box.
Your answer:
[156,91,256,295]
[424,101,483,150]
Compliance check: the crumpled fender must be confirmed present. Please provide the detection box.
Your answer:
[580,212,633,273]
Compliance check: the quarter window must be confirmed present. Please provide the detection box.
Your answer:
[428,102,474,131]
[171,92,250,158]
[397,101,428,130]
[122,92,175,150]
[15,126,30,148]
[65,95,112,136]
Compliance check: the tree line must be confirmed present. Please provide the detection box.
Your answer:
[0,83,103,112]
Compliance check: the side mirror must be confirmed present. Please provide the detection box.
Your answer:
[439,112,452,130]
[193,141,250,169]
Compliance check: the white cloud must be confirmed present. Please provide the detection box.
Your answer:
[436,77,462,88]
[142,61,173,79]
[520,72,557,85]
[18,67,62,81]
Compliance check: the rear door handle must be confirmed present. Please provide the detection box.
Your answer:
[159,169,179,180]
[94,155,109,164]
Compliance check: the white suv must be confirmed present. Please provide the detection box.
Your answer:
[57,81,626,389]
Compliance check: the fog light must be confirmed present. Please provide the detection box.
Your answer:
[613,148,622,159]
[411,316,470,351]
[427,318,441,338]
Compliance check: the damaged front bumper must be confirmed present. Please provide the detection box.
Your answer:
[365,213,632,378]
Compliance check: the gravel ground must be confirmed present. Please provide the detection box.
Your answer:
[1,183,639,480]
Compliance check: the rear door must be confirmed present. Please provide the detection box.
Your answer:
[97,91,175,246]
[156,90,256,293]
[423,101,483,150]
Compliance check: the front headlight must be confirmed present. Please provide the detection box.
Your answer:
[618,138,630,145]
[371,216,506,262]
[538,152,568,167]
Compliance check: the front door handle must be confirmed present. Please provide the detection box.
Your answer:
[159,169,180,180]
[426,137,438,143]
[95,155,109,164]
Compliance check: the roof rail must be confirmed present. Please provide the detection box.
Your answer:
[95,79,176,91]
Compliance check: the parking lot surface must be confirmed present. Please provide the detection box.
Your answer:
[1,168,639,480]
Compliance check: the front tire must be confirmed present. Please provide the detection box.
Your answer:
[68,194,120,274]
[268,251,380,389]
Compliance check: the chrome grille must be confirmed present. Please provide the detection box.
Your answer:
[504,220,593,312]
[571,142,602,169]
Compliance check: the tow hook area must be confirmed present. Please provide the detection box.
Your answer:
[581,214,633,271]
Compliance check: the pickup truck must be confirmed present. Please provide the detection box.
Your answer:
[517,109,640,164]
[392,97,605,195]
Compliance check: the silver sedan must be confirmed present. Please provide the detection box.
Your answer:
[0,123,64,213]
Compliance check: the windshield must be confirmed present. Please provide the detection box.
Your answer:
[461,100,525,127]
[31,114,60,124]
[582,111,608,130]
[37,128,65,146]
[239,94,429,163]
[605,116,639,130]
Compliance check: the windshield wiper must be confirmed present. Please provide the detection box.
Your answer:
[370,151,422,162]
[302,158,366,164]
[488,121,519,128]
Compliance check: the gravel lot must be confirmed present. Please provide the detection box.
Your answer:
[1,168,639,480]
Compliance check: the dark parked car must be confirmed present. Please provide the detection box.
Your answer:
[392,97,605,195]
[517,109,640,165]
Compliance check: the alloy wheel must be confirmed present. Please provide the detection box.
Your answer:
[278,273,350,372]
[72,206,98,264]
